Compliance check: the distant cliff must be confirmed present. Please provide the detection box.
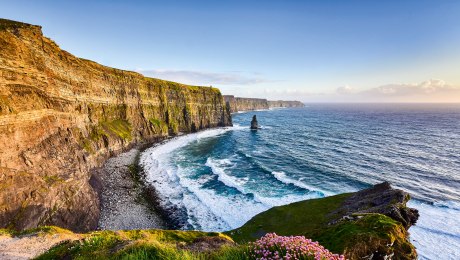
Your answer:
[223,95,304,113]
[0,19,232,232]
[268,100,304,108]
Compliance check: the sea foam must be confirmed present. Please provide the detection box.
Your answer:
[408,200,460,260]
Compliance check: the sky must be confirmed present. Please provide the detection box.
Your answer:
[2,0,460,102]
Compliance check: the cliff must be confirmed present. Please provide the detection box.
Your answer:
[223,95,268,112]
[0,19,232,232]
[223,95,304,113]
[268,100,304,108]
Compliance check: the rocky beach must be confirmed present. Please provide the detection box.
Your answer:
[96,148,166,230]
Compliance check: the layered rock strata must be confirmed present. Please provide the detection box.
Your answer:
[223,95,304,113]
[0,19,232,232]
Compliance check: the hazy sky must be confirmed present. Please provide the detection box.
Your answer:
[2,0,460,102]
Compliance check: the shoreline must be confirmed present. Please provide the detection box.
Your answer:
[96,144,169,230]
[95,132,203,231]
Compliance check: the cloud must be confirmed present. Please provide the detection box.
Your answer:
[364,79,457,96]
[137,69,273,86]
[336,85,355,94]
[334,79,460,102]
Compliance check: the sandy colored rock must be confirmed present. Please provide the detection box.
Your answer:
[0,18,232,232]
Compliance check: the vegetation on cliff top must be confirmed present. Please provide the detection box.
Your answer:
[0,18,39,30]
[33,228,248,260]
[226,193,352,243]
[226,192,416,259]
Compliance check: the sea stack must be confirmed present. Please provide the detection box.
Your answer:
[251,115,259,130]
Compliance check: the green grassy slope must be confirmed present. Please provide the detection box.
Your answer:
[225,193,416,259]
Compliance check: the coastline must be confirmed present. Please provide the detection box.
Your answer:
[96,144,169,230]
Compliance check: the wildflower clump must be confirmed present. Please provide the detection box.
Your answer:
[249,233,345,260]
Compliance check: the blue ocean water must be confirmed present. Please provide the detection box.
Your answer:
[140,104,460,260]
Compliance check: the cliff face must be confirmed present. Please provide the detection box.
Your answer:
[223,95,304,113]
[268,100,304,108]
[223,95,268,113]
[0,19,232,232]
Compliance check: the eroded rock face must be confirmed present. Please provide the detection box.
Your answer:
[0,19,232,232]
[331,182,419,229]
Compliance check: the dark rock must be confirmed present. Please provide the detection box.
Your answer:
[250,115,259,130]
[330,182,419,229]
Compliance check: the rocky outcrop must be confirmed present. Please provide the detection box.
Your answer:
[223,95,304,113]
[331,182,419,229]
[268,100,304,108]
[0,19,232,232]
[250,115,259,130]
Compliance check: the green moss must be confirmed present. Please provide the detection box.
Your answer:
[82,139,95,153]
[226,193,351,243]
[148,118,168,135]
[0,228,13,236]
[80,119,133,153]
[42,175,63,186]
[101,119,132,141]
[149,118,161,128]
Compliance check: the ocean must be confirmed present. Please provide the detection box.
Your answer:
[140,104,460,260]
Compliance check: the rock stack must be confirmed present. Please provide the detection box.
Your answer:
[250,115,259,130]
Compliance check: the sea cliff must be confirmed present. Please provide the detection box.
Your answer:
[223,95,304,113]
[268,100,304,108]
[0,19,231,232]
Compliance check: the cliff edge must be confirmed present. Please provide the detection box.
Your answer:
[0,19,232,232]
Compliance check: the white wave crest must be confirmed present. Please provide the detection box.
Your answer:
[271,171,330,196]
[205,158,248,195]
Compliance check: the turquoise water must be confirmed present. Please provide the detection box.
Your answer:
[140,104,460,259]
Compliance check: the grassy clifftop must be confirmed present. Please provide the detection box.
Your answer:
[226,182,418,259]
[226,194,416,259]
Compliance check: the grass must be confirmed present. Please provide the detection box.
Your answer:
[225,192,416,258]
[316,214,416,259]
[226,193,351,243]
[35,229,247,260]
[144,77,222,94]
